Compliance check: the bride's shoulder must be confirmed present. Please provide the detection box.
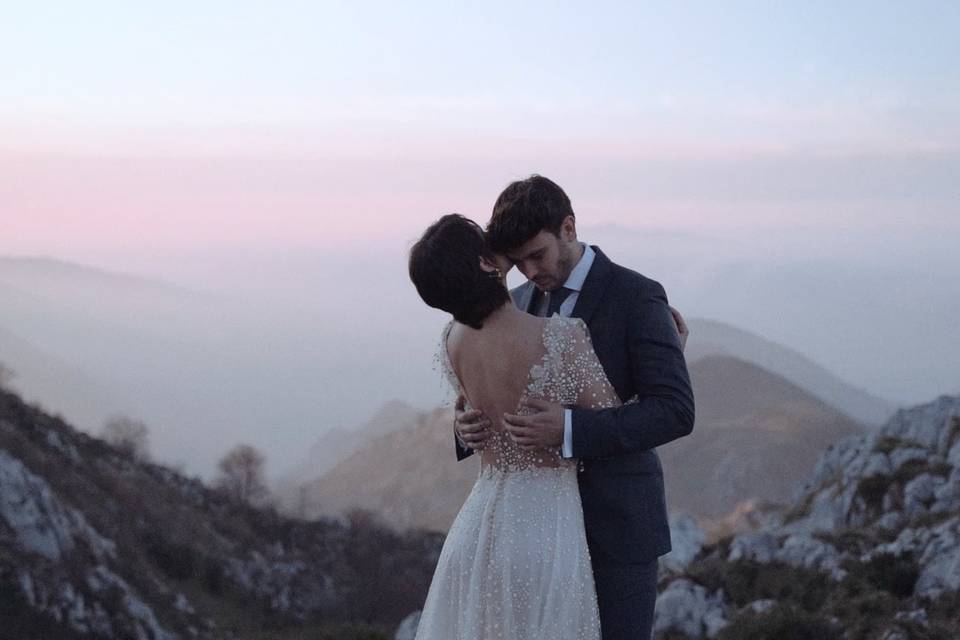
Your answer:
[542,316,591,355]
[440,319,462,357]
[548,314,589,336]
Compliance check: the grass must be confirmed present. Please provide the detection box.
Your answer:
[719,603,842,640]
[873,436,924,455]
[172,575,391,640]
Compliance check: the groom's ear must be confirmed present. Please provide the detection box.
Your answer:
[561,215,577,241]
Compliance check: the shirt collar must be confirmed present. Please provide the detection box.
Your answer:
[562,243,594,293]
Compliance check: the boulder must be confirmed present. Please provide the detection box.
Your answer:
[661,512,706,574]
[394,610,421,640]
[654,579,728,639]
[728,531,778,563]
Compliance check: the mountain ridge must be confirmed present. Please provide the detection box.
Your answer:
[297,354,865,529]
[686,317,893,425]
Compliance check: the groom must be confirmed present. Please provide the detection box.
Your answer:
[455,175,695,640]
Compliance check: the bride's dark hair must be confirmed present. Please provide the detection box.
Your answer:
[409,214,511,329]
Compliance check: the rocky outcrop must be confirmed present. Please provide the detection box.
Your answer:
[0,449,115,562]
[0,387,442,639]
[661,512,706,574]
[652,395,960,639]
[653,579,728,639]
[658,356,865,520]
[784,396,960,534]
[394,611,421,640]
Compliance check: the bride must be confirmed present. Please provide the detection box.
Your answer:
[408,214,630,640]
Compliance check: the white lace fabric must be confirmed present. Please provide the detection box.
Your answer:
[416,315,621,640]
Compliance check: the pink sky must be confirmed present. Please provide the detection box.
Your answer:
[3,126,956,262]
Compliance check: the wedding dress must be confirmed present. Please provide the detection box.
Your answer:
[414,315,621,640]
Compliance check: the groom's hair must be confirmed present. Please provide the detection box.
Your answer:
[486,175,574,253]
[409,214,511,330]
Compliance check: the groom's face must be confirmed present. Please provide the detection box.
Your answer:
[505,219,579,292]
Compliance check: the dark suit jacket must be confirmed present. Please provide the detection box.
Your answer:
[456,247,695,563]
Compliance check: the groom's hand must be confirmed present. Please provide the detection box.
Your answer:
[503,399,564,450]
[669,305,689,352]
[455,393,492,451]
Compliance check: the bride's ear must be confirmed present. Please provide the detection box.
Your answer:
[479,256,499,274]
[479,256,505,282]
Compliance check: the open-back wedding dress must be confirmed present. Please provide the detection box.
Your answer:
[414,314,622,640]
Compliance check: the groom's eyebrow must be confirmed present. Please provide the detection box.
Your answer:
[510,247,543,261]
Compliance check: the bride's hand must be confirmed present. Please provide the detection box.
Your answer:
[670,306,689,352]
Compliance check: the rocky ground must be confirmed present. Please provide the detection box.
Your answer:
[0,387,442,639]
[390,395,960,640]
[5,374,957,640]
[653,395,960,640]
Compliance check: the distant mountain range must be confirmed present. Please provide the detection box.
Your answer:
[274,400,425,514]
[283,312,893,528]
[294,407,478,532]
[686,318,893,425]
[292,355,866,529]
[658,355,866,519]
[0,325,120,431]
[0,258,253,471]
[0,256,361,474]
[0,256,200,295]
[0,254,900,483]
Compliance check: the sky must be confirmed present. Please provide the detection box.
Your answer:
[2,1,958,251]
[1,2,958,474]
[3,2,959,246]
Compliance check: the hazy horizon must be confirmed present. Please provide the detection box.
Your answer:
[2,1,957,478]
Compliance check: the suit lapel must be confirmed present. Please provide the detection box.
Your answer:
[571,246,613,325]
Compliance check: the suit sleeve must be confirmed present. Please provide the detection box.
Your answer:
[569,280,695,458]
[455,427,474,461]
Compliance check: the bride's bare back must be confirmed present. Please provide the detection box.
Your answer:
[441,308,621,471]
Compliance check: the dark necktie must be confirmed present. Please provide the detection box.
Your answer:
[546,287,573,317]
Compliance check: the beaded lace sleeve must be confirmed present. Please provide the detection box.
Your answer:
[434,321,463,406]
[557,317,621,411]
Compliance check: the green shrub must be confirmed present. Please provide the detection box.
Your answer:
[947,417,960,452]
[301,624,389,640]
[203,556,226,595]
[912,509,956,529]
[874,436,903,455]
[894,459,932,484]
[924,588,960,639]
[142,532,198,581]
[873,437,924,455]
[686,558,830,611]
[783,493,814,523]
[861,552,919,598]
[929,461,952,477]
[0,566,95,640]
[856,475,892,512]
[827,587,896,638]
[719,603,842,640]
[242,623,389,640]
